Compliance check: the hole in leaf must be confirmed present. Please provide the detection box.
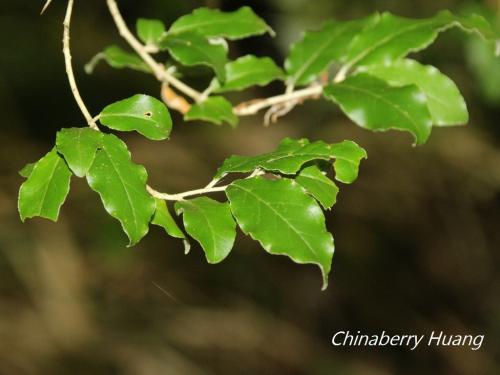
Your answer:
[144,111,153,118]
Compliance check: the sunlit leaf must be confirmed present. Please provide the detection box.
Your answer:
[100,94,172,140]
[227,177,334,290]
[56,127,103,177]
[285,15,379,86]
[216,55,284,92]
[86,134,155,245]
[175,197,236,263]
[160,32,227,81]
[185,96,237,127]
[330,140,367,184]
[137,18,165,45]
[324,73,432,145]
[18,148,72,222]
[296,165,339,210]
[216,138,366,178]
[364,59,468,126]
[343,11,497,70]
[85,45,150,74]
[169,6,273,40]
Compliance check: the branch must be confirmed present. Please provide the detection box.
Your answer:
[147,185,228,201]
[105,0,202,102]
[63,0,98,129]
[234,85,323,116]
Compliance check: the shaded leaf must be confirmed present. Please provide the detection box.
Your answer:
[175,197,236,263]
[56,128,103,177]
[226,177,334,290]
[100,94,172,140]
[330,140,367,183]
[216,55,284,92]
[324,73,432,145]
[137,18,165,45]
[152,198,185,239]
[160,32,227,81]
[466,35,500,104]
[296,165,339,210]
[86,134,155,245]
[85,45,150,74]
[364,59,468,126]
[185,96,237,127]
[19,162,35,178]
[169,7,272,40]
[285,15,379,86]
[18,149,72,222]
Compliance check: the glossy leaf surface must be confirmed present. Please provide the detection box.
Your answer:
[216,55,284,92]
[137,18,165,45]
[185,96,237,127]
[152,199,185,239]
[160,32,227,81]
[56,128,103,177]
[330,140,367,184]
[296,165,339,209]
[175,197,236,263]
[365,59,468,126]
[227,177,334,290]
[19,149,72,222]
[100,94,172,140]
[344,11,497,70]
[216,138,366,178]
[324,73,432,145]
[169,7,272,40]
[85,45,150,74]
[285,15,379,86]
[87,134,155,245]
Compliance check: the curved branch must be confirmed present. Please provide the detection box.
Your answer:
[63,0,98,129]
[105,0,202,102]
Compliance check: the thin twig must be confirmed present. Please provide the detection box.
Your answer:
[234,85,323,116]
[40,0,53,14]
[63,0,98,129]
[105,0,202,102]
[147,185,228,201]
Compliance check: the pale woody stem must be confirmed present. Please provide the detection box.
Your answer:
[105,0,202,102]
[63,0,98,129]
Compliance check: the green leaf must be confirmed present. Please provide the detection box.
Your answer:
[85,45,150,74]
[86,134,155,245]
[323,73,432,145]
[19,162,35,178]
[56,128,103,177]
[137,18,165,45]
[330,140,367,184]
[285,15,379,86]
[160,32,227,81]
[152,199,185,239]
[466,36,500,104]
[169,7,272,40]
[296,165,339,210]
[226,177,334,290]
[215,55,284,92]
[364,59,468,126]
[18,148,72,222]
[343,11,497,70]
[175,197,236,264]
[216,138,366,179]
[185,96,237,127]
[100,94,172,141]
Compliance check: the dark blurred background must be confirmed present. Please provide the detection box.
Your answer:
[1,0,500,374]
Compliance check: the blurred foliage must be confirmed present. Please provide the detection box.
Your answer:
[0,0,500,374]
